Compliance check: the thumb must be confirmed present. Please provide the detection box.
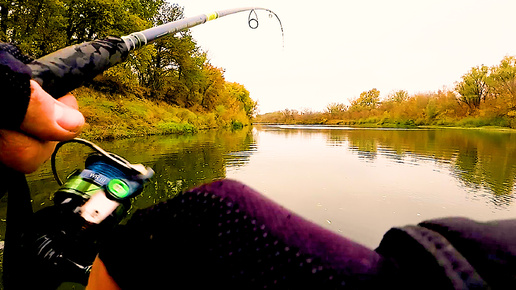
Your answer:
[54,94,85,133]
[20,80,85,141]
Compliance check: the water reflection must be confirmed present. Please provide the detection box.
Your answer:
[0,127,256,240]
[274,125,516,206]
[229,125,516,248]
[3,124,516,250]
[47,127,255,213]
[225,143,259,167]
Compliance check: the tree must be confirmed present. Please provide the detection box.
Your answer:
[455,65,489,110]
[128,2,207,101]
[281,109,298,123]
[200,64,225,111]
[0,0,68,56]
[388,90,409,103]
[3,0,257,124]
[351,88,381,110]
[325,102,347,114]
[225,82,257,118]
[0,0,161,57]
[489,56,516,101]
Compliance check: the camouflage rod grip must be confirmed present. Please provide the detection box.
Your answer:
[27,37,130,98]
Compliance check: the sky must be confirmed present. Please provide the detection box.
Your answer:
[171,0,516,114]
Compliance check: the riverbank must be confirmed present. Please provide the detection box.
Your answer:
[321,115,515,129]
[254,121,516,133]
[74,87,251,140]
[255,85,516,131]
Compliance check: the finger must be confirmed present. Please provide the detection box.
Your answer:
[54,99,85,137]
[0,129,56,174]
[57,93,79,110]
[20,80,85,141]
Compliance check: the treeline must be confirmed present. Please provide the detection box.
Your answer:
[256,56,516,129]
[0,0,257,131]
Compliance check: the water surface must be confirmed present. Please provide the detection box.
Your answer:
[227,125,516,248]
[9,125,516,249]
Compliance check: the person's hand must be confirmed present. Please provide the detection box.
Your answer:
[0,80,85,173]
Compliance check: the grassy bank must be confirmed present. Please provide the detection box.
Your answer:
[254,116,516,132]
[74,87,251,140]
[254,120,516,133]
[255,109,516,131]
[321,115,514,129]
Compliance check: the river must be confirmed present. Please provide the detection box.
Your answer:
[7,125,516,251]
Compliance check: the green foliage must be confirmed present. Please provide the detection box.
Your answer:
[0,0,156,57]
[456,116,510,128]
[488,56,516,100]
[75,87,252,139]
[387,90,409,103]
[456,65,489,111]
[2,0,256,135]
[156,121,197,134]
[231,120,244,131]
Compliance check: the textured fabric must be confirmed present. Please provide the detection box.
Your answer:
[420,218,516,289]
[99,179,395,289]
[0,42,32,129]
[376,226,488,289]
[98,179,514,289]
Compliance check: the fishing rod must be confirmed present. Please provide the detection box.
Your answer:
[28,7,283,99]
[3,7,283,287]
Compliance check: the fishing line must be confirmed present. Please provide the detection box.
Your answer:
[29,7,285,98]
[248,9,259,29]
[51,138,144,186]
[247,8,285,48]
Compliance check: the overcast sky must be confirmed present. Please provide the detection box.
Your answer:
[171,0,516,114]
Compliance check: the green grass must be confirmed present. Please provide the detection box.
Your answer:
[156,121,197,134]
[316,115,516,131]
[73,87,249,140]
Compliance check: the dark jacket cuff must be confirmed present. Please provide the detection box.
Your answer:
[0,43,33,130]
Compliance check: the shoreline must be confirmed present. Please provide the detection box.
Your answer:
[253,122,516,133]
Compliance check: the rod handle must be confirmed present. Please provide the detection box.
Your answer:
[27,37,130,99]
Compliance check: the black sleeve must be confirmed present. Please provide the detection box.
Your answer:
[0,42,33,130]
[376,217,516,289]
[419,217,516,289]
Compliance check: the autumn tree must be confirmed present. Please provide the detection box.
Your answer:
[350,88,380,110]
[488,56,516,116]
[281,109,298,123]
[489,56,516,99]
[199,64,225,111]
[3,0,258,126]
[225,82,257,118]
[326,102,347,114]
[455,65,489,111]
[387,90,409,103]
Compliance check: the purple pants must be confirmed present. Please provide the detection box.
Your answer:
[99,179,514,289]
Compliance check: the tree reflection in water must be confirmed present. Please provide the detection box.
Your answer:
[325,128,516,206]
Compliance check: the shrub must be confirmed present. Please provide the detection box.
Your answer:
[231,120,244,130]
[156,121,197,134]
